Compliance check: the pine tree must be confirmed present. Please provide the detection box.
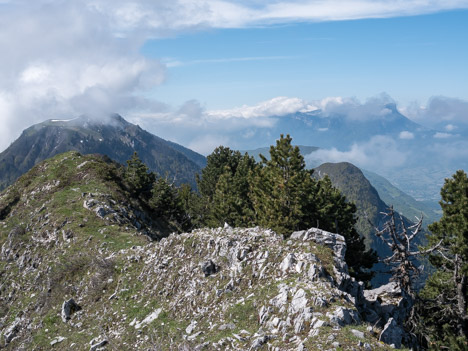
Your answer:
[417,170,468,349]
[124,151,155,197]
[250,134,316,234]
[196,146,242,202]
[210,154,256,227]
[149,176,182,222]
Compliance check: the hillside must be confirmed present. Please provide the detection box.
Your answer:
[0,152,409,350]
[313,162,432,286]
[314,163,388,245]
[0,115,205,191]
[361,169,441,227]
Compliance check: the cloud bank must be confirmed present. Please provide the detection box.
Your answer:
[88,0,468,30]
[403,96,468,130]
[305,135,409,171]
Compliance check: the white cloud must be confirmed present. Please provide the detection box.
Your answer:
[306,135,408,170]
[165,55,297,68]
[434,132,453,139]
[1,0,468,154]
[90,1,468,30]
[207,96,317,119]
[403,96,468,129]
[129,99,279,154]
[205,93,400,121]
[319,93,397,121]
[0,0,167,151]
[399,131,414,139]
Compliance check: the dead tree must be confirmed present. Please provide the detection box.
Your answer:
[373,206,441,297]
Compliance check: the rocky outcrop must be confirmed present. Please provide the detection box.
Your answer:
[1,223,409,350]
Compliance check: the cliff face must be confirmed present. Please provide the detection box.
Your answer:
[0,153,408,350]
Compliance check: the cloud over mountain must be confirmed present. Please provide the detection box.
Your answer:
[306,135,409,171]
[0,0,166,151]
[404,96,468,130]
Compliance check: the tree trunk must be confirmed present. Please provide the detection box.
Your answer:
[455,255,467,338]
[457,275,467,338]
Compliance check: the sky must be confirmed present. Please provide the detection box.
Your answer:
[1,0,468,155]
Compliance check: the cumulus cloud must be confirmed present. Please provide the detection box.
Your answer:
[2,0,468,153]
[306,135,408,170]
[131,98,281,154]
[403,96,468,130]
[319,93,397,121]
[434,132,453,139]
[207,96,317,119]
[399,131,414,140]
[0,0,167,151]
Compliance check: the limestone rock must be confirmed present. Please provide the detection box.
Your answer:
[200,259,218,277]
[89,338,108,351]
[379,317,403,348]
[61,298,81,322]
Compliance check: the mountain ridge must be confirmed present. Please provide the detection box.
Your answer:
[0,153,409,350]
[0,114,206,191]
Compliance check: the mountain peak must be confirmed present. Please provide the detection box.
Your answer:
[0,114,205,190]
[46,113,130,129]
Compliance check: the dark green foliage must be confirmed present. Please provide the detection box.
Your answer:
[196,147,256,227]
[197,146,242,201]
[250,134,316,234]
[210,154,257,227]
[149,177,182,222]
[124,152,155,197]
[416,170,468,350]
[176,183,203,231]
[195,135,377,283]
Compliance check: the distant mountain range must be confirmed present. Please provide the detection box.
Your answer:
[0,114,206,190]
[194,101,466,203]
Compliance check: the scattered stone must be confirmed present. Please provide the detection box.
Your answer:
[200,260,218,277]
[3,318,21,344]
[135,308,162,329]
[186,320,197,334]
[61,298,81,322]
[280,253,296,273]
[289,288,308,314]
[351,329,365,339]
[89,338,108,351]
[251,335,270,349]
[50,336,66,346]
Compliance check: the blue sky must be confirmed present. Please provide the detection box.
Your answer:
[1,0,468,154]
[142,10,468,109]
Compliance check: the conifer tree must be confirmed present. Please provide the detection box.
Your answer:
[250,134,316,234]
[196,146,242,202]
[210,154,256,227]
[417,170,468,349]
[124,151,155,197]
[149,176,182,222]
